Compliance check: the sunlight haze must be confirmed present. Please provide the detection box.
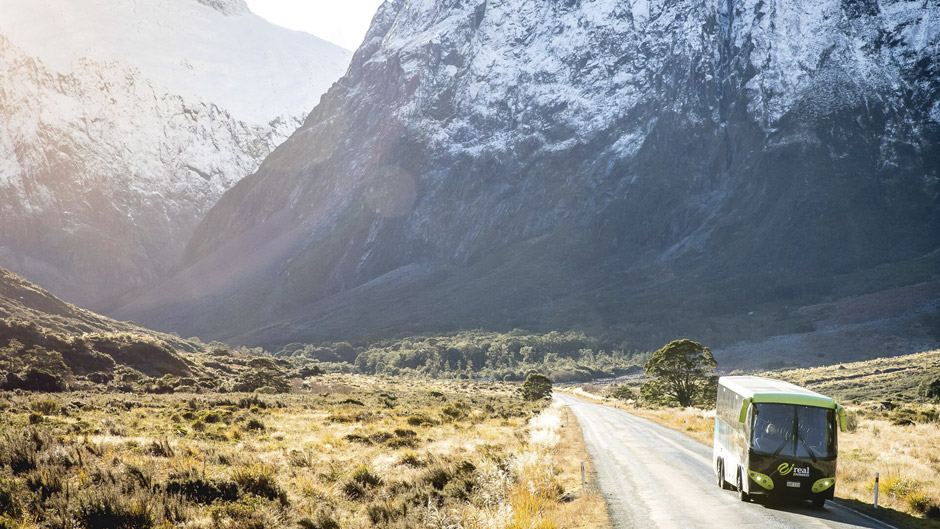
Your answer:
[244,0,385,50]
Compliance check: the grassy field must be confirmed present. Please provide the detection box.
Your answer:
[566,350,940,527]
[766,349,940,404]
[0,375,607,529]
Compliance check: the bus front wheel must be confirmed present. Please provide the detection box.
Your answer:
[736,470,750,502]
[812,497,826,509]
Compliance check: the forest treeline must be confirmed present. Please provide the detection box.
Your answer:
[273,330,650,382]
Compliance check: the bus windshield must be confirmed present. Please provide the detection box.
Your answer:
[751,403,836,459]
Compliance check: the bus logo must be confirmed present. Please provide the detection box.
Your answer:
[778,463,794,475]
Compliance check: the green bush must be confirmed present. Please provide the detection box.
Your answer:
[521,373,552,401]
[609,384,634,401]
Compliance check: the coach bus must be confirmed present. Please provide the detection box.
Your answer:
[713,376,847,508]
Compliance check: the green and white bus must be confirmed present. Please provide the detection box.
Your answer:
[713,376,847,507]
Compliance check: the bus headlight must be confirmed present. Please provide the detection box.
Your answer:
[812,477,835,493]
[747,470,774,490]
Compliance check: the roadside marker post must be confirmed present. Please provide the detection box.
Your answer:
[874,473,879,508]
[581,461,585,494]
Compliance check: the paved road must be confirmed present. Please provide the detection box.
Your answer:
[556,394,898,529]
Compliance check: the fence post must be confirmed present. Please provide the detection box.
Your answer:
[874,473,879,508]
[581,461,585,494]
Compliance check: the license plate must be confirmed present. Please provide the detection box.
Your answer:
[787,481,801,488]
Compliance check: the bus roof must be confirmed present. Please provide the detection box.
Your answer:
[718,376,836,409]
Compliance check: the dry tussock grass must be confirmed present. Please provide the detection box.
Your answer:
[0,375,612,529]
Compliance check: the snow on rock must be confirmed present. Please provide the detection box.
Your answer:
[0,0,352,306]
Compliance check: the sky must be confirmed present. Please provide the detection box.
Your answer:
[245,0,386,51]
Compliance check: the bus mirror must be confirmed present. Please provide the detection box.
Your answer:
[738,398,751,423]
[836,404,847,432]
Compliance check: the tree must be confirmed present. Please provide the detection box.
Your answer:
[521,373,553,401]
[234,361,290,393]
[642,339,717,407]
[609,384,635,402]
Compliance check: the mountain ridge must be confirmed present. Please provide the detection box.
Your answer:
[117,0,940,363]
[0,0,351,307]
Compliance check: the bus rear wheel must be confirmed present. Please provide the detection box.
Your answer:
[737,470,750,502]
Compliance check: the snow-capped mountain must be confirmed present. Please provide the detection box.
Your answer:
[0,0,351,306]
[118,0,940,356]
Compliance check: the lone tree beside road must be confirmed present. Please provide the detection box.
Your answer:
[642,339,717,407]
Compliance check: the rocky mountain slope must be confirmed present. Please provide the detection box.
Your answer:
[118,0,940,360]
[0,0,351,307]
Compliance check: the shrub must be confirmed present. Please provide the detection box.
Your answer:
[288,450,311,468]
[30,398,61,415]
[422,466,451,490]
[146,439,174,457]
[232,465,287,505]
[843,409,859,432]
[342,480,365,500]
[406,414,435,426]
[76,492,153,529]
[0,429,48,474]
[351,465,383,488]
[609,384,634,401]
[907,493,933,514]
[521,374,552,401]
[441,405,464,420]
[86,372,113,384]
[366,502,396,525]
[883,477,922,499]
[298,512,340,529]
[164,476,239,504]
[387,437,417,448]
[399,451,424,468]
[2,369,67,392]
[25,466,66,501]
[921,376,940,402]
[245,418,265,432]
[0,479,23,518]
